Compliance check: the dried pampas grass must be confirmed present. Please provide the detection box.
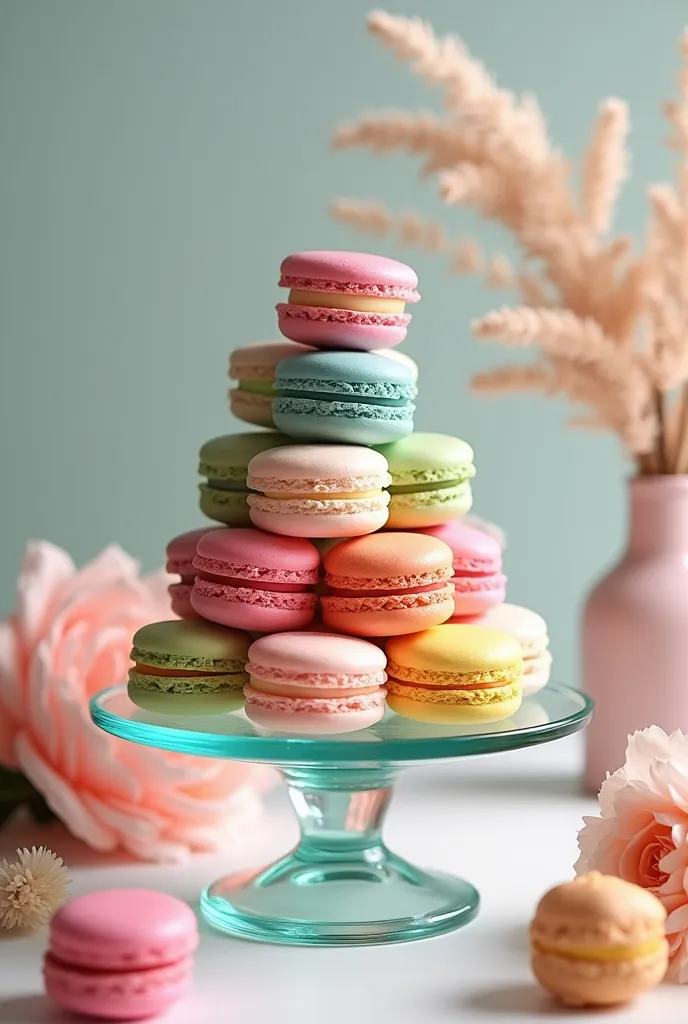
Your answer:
[0,847,69,931]
[332,12,688,473]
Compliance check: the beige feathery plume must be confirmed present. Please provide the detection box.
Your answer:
[581,99,630,237]
[487,255,514,288]
[471,363,553,395]
[331,198,392,237]
[0,847,69,931]
[332,17,688,466]
[449,238,484,274]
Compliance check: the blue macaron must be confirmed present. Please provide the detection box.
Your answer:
[273,350,417,444]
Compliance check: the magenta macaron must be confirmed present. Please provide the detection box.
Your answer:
[166,526,225,618]
[244,631,388,734]
[43,889,198,1021]
[417,519,507,618]
[190,527,320,632]
[277,250,420,350]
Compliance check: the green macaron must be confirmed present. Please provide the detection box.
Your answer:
[374,432,476,528]
[198,431,288,526]
[128,619,251,715]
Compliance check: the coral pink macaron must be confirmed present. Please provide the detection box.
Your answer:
[247,444,391,538]
[43,889,198,1021]
[190,527,320,632]
[417,520,507,618]
[277,250,420,350]
[321,532,455,637]
[166,526,225,618]
[244,631,387,734]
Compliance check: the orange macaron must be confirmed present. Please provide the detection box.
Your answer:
[320,532,455,637]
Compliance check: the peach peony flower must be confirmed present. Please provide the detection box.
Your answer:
[576,726,688,982]
[0,541,270,863]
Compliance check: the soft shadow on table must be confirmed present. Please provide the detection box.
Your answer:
[459,984,627,1017]
[0,995,68,1023]
[417,770,583,800]
[0,816,137,868]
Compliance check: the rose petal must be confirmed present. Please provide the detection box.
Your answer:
[16,541,75,648]
[16,731,117,850]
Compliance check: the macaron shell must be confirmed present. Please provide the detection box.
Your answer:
[277,305,410,350]
[47,889,198,968]
[279,251,420,298]
[273,400,414,445]
[169,582,199,620]
[131,619,251,670]
[386,689,522,724]
[229,340,314,379]
[229,388,275,428]
[44,955,192,1022]
[248,501,389,538]
[385,482,473,528]
[451,574,507,617]
[190,584,317,632]
[195,526,321,579]
[386,624,523,678]
[199,431,289,481]
[323,532,454,585]
[522,651,553,695]
[199,484,253,526]
[127,684,245,715]
[247,443,391,492]
[166,526,226,576]
[321,590,455,637]
[530,946,668,1008]
[244,685,386,735]
[248,631,386,676]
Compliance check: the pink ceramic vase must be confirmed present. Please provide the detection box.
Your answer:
[582,476,688,794]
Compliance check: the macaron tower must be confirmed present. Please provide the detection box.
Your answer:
[147,249,549,726]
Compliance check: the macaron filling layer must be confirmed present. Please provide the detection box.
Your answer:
[531,938,665,963]
[279,274,420,301]
[386,660,523,689]
[235,380,275,396]
[247,661,387,698]
[247,472,391,494]
[193,578,318,610]
[277,304,411,328]
[129,664,248,694]
[248,493,390,516]
[287,290,407,314]
[193,554,319,588]
[275,398,414,424]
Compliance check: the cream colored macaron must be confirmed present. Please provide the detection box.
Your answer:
[530,872,668,1007]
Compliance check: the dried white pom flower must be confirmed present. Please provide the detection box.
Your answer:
[0,847,69,931]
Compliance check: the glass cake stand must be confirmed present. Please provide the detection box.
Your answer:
[91,684,592,947]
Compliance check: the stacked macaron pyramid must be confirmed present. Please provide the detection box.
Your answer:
[128,250,552,733]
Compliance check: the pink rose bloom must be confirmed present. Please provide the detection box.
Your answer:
[0,541,270,863]
[576,726,688,982]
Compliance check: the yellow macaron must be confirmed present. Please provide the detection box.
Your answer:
[385,623,523,724]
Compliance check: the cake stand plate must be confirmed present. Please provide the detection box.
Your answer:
[91,684,592,947]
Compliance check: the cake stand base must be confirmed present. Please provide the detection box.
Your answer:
[90,682,593,947]
[201,766,478,946]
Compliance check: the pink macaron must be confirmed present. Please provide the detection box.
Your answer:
[244,631,387,734]
[191,527,320,631]
[417,520,507,618]
[247,444,391,538]
[166,526,225,618]
[277,250,420,350]
[43,889,198,1021]
[321,532,456,637]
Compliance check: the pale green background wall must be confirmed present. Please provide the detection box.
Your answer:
[2,0,685,683]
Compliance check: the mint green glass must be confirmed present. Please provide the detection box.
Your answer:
[91,684,592,946]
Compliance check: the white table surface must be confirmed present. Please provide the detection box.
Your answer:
[1,734,684,1023]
